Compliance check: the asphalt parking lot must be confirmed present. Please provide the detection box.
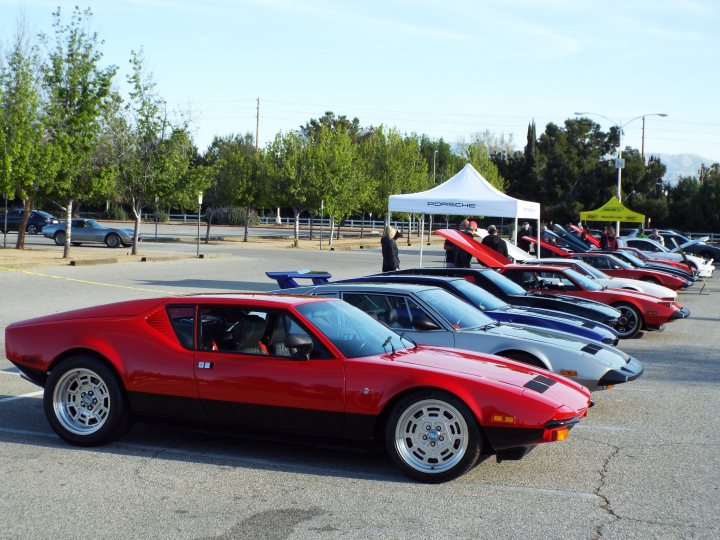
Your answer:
[1,242,719,539]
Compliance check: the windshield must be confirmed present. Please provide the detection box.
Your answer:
[416,288,496,329]
[479,269,528,295]
[447,279,508,310]
[606,254,632,269]
[86,219,102,228]
[296,300,412,358]
[572,259,609,279]
[618,251,644,266]
[563,268,604,291]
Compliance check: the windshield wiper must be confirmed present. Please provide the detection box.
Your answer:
[397,332,417,350]
[382,335,396,355]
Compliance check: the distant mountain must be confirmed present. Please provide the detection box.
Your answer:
[656,153,718,185]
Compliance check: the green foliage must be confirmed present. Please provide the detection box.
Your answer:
[205,206,259,226]
[106,205,128,221]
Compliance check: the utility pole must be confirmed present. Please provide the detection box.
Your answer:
[641,116,645,164]
[255,97,260,152]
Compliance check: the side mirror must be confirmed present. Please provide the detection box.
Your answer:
[285,333,313,360]
[412,315,440,331]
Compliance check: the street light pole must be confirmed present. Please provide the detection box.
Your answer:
[574,112,668,234]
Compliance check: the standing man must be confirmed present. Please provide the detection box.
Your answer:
[482,224,509,257]
[517,222,533,252]
[444,218,468,267]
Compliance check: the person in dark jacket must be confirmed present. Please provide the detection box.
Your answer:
[381,225,400,272]
[453,222,475,268]
[444,218,468,267]
[517,222,533,252]
[482,224,509,257]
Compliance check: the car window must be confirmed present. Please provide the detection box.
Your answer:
[296,301,411,358]
[167,305,195,349]
[198,305,331,359]
[416,288,495,329]
[538,270,579,291]
[342,293,418,330]
[478,269,527,295]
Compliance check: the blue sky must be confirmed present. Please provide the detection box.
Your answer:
[2,0,719,163]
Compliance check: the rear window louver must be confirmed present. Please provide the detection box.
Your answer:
[145,308,176,342]
[581,343,602,355]
[524,375,558,393]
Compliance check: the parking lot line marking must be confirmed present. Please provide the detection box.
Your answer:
[0,427,55,438]
[0,391,43,403]
[0,266,175,294]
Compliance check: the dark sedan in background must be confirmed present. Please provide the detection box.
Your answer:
[0,209,59,235]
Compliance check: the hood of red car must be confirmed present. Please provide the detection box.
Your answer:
[390,345,586,393]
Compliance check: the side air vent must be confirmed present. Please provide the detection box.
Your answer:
[524,375,558,393]
[145,308,176,342]
[581,343,602,355]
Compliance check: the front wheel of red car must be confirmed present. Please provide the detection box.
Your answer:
[385,390,481,483]
[613,302,643,339]
[44,356,132,446]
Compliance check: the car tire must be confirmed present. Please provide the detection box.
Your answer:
[640,276,661,285]
[43,355,132,446]
[105,233,121,248]
[612,302,643,339]
[54,231,66,246]
[26,223,39,235]
[385,389,481,483]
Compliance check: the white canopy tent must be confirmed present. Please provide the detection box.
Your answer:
[387,163,541,265]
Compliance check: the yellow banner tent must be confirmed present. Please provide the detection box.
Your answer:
[580,196,645,223]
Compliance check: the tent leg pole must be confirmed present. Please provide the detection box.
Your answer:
[419,214,425,268]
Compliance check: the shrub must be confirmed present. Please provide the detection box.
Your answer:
[106,205,128,221]
[205,206,259,226]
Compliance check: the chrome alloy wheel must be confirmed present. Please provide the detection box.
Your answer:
[394,399,469,474]
[52,368,111,436]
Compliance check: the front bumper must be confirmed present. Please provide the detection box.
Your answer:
[671,307,691,320]
[598,356,644,387]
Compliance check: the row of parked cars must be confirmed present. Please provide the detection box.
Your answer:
[0,209,137,248]
[2,221,710,483]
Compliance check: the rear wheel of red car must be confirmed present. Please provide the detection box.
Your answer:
[105,233,121,248]
[54,231,66,246]
[613,302,643,339]
[385,389,481,483]
[44,355,132,446]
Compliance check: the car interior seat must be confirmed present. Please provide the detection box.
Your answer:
[263,316,291,357]
[233,315,268,354]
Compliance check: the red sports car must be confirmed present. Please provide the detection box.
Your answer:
[498,265,690,338]
[5,293,591,483]
[568,252,690,291]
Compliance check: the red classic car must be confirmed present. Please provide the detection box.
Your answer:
[568,253,691,291]
[5,293,592,483]
[497,265,690,338]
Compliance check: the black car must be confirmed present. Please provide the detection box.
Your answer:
[384,268,621,327]
[660,233,720,261]
[0,209,59,235]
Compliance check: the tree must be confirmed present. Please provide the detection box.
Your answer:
[462,144,505,191]
[41,6,117,258]
[0,26,55,249]
[112,50,206,254]
[263,131,320,246]
[203,133,261,241]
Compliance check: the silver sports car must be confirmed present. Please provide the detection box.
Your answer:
[283,282,643,391]
[42,219,139,248]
